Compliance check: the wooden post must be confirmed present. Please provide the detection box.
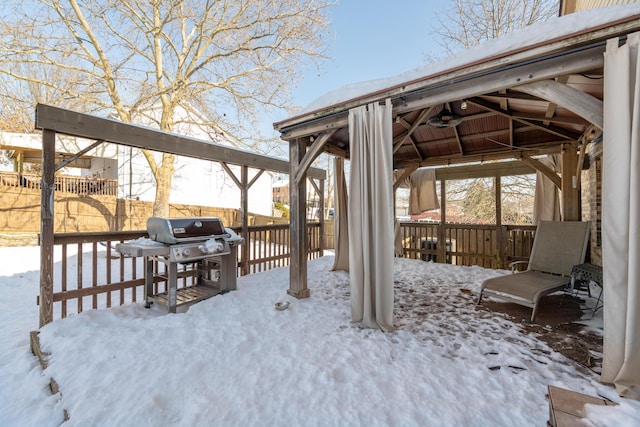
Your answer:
[240,165,249,276]
[562,144,580,221]
[438,179,447,263]
[289,138,310,298]
[495,175,504,268]
[219,163,265,277]
[39,129,56,328]
[319,178,325,254]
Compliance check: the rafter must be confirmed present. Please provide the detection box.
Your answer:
[517,153,561,188]
[394,144,563,169]
[294,129,337,185]
[467,97,581,140]
[513,80,603,129]
[393,165,419,191]
[392,107,434,160]
[543,76,570,125]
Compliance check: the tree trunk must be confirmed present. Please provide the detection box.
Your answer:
[152,153,175,217]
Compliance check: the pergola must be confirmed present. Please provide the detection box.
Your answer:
[274,9,640,297]
[274,6,640,398]
[33,104,325,326]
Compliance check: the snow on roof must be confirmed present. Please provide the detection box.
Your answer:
[291,4,640,119]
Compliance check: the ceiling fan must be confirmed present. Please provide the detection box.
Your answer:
[426,107,463,128]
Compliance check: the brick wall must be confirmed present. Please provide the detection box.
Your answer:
[581,141,603,265]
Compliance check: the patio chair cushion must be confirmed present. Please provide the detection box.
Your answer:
[477,221,590,322]
[480,270,570,306]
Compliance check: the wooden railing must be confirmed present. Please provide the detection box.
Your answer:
[236,222,323,274]
[397,222,537,270]
[40,222,534,321]
[41,223,324,321]
[0,171,117,196]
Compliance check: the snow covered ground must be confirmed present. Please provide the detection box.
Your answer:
[1,245,639,426]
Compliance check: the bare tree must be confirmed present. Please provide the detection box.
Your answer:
[433,0,559,55]
[0,0,332,216]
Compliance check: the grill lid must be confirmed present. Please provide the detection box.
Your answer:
[147,217,226,244]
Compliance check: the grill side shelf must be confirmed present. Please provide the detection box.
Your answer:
[115,242,169,258]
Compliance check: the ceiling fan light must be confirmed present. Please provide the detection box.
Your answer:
[426,108,463,128]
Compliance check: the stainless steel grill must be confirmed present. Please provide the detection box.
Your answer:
[116,217,244,313]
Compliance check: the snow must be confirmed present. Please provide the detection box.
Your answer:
[294,4,640,118]
[2,245,640,426]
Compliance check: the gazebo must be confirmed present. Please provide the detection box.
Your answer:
[274,6,640,398]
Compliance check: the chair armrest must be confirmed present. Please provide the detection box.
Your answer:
[508,260,529,272]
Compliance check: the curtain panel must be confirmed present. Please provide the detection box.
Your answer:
[331,157,349,272]
[601,32,640,400]
[347,99,395,332]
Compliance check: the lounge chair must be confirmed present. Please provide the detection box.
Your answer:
[477,220,591,322]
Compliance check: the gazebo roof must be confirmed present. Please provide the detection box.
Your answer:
[274,5,640,170]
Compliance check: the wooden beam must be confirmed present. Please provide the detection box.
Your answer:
[279,115,349,141]
[393,165,419,191]
[323,144,349,159]
[276,38,615,133]
[294,130,334,185]
[395,46,605,115]
[433,160,535,180]
[542,76,569,126]
[518,153,562,189]
[481,91,544,101]
[510,112,587,125]
[498,89,508,110]
[35,104,325,180]
[467,97,581,140]
[400,124,564,157]
[513,80,603,129]
[220,163,242,188]
[393,107,434,149]
[394,144,562,169]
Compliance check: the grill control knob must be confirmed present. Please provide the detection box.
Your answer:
[182,248,192,257]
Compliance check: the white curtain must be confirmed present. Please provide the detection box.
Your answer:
[408,168,439,215]
[601,32,640,400]
[393,168,439,215]
[533,154,562,223]
[348,99,395,332]
[331,157,349,272]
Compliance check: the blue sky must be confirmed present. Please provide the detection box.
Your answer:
[290,0,443,109]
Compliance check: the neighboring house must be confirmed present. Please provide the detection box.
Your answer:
[0,105,274,216]
[272,178,289,204]
[560,0,639,15]
[271,177,327,219]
